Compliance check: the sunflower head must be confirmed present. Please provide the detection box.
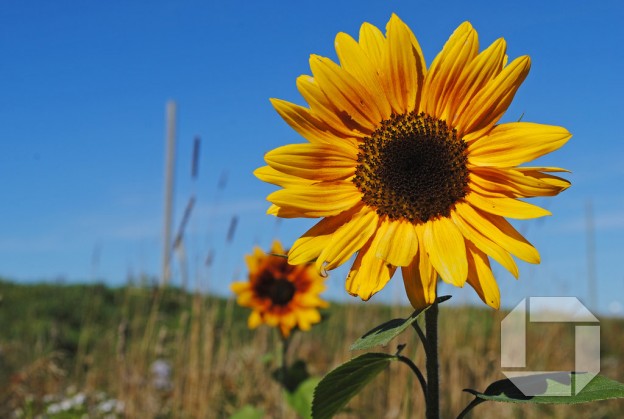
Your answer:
[256,15,571,310]
[231,240,329,338]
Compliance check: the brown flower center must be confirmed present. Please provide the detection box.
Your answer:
[354,112,469,223]
[255,272,296,306]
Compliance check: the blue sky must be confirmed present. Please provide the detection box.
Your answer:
[1,0,622,315]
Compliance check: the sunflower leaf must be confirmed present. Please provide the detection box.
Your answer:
[284,376,321,419]
[463,374,624,406]
[312,353,397,419]
[350,295,451,351]
[229,405,264,419]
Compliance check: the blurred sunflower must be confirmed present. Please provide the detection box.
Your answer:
[231,241,329,338]
[255,14,570,309]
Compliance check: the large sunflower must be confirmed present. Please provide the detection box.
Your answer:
[231,241,329,338]
[255,15,570,309]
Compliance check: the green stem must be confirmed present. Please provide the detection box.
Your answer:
[278,334,291,419]
[456,399,483,419]
[425,302,440,419]
[397,354,427,402]
[281,334,290,386]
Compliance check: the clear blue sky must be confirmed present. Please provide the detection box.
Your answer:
[1,0,622,315]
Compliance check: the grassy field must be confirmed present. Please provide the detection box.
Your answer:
[0,278,622,418]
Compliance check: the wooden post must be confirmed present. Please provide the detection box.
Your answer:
[161,101,177,286]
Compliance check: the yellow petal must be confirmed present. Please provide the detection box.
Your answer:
[265,143,357,181]
[244,246,266,273]
[264,312,279,327]
[401,227,437,309]
[466,242,500,309]
[278,326,289,338]
[376,219,419,266]
[248,310,263,329]
[288,206,361,265]
[317,206,379,271]
[456,202,540,264]
[456,55,531,137]
[270,98,358,146]
[448,38,506,129]
[254,165,314,188]
[423,217,468,286]
[346,228,397,300]
[422,22,479,121]
[335,32,392,120]
[451,203,519,278]
[383,14,425,114]
[267,181,362,218]
[464,191,551,219]
[359,22,386,67]
[310,54,380,132]
[230,281,249,294]
[297,75,364,137]
[468,122,572,167]
[296,308,321,331]
[470,167,571,198]
[266,203,307,218]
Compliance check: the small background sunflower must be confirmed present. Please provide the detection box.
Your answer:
[231,240,329,338]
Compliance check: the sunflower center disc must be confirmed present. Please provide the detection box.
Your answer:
[268,278,296,306]
[255,272,296,306]
[354,112,469,223]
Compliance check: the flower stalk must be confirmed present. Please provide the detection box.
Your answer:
[424,302,440,419]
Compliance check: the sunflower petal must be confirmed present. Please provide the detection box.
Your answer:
[243,246,266,273]
[310,54,381,131]
[464,191,551,219]
[423,217,468,286]
[254,166,314,188]
[248,311,263,329]
[296,309,321,331]
[359,22,386,67]
[346,228,397,300]
[296,75,364,137]
[383,14,425,114]
[230,281,249,294]
[266,204,306,218]
[317,206,379,271]
[451,203,519,278]
[267,181,362,217]
[335,32,392,120]
[456,55,530,137]
[376,219,419,266]
[422,22,479,121]
[401,226,437,308]
[448,38,506,128]
[468,122,572,167]
[270,98,358,146]
[456,203,540,264]
[265,143,357,181]
[288,205,363,265]
[470,167,571,198]
[466,242,500,309]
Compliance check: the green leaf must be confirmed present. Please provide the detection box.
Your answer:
[285,377,322,419]
[350,295,451,351]
[312,353,397,419]
[229,405,264,419]
[466,373,624,404]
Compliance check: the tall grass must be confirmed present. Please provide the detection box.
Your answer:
[0,279,622,418]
